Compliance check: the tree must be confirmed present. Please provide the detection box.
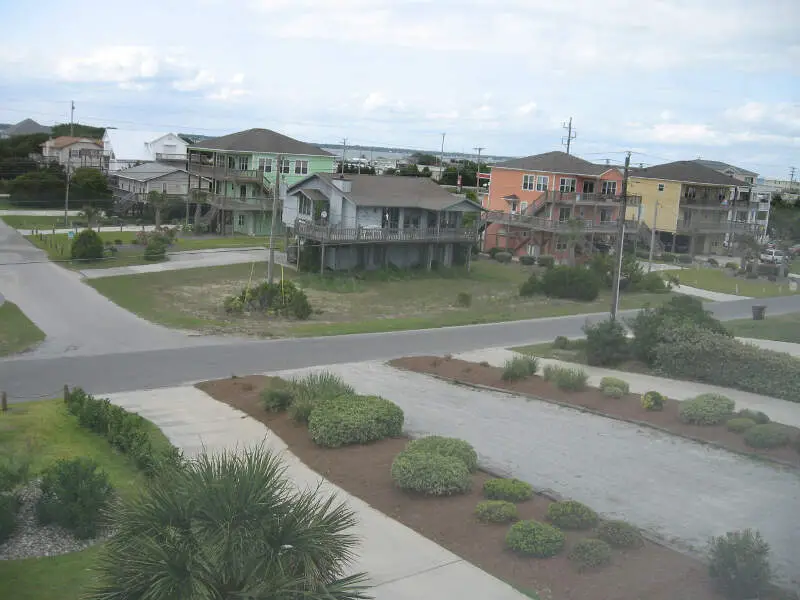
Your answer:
[147,190,175,227]
[90,446,371,600]
[0,133,49,159]
[71,229,104,261]
[564,218,586,266]
[410,152,437,166]
[50,123,105,138]
[7,168,66,208]
[421,166,432,178]
[71,167,112,211]
[398,163,420,177]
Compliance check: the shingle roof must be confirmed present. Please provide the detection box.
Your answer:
[45,136,102,149]
[692,159,758,178]
[630,161,745,186]
[291,174,481,211]
[191,128,332,156]
[493,151,613,177]
[115,162,185,182]
[7,118,51,136]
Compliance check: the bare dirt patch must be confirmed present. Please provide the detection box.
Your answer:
[197,375,724,600]
[389,356,800,469]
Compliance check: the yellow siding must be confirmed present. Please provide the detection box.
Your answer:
[626,177,681,233]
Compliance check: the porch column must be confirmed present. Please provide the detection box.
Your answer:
[466,244,472,272]
[444,243,453,267]
[427,244,434,271]
[689,235,696,256]
[320,243,326,274]
[383,246,389,268]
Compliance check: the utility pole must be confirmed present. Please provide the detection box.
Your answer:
[790,166,797,193]
[610,151,631,321]
[473,146,485,195]
[64,165,72,226]
[561,117,576,155]
[267,154,282,285]
[647,200,660,272]
[439,133,446,182]
[341,138,348,174]
[70,101,75,137]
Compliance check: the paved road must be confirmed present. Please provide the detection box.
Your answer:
[273,361,800,588]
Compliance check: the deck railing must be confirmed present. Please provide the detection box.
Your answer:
[483,212,627,233]
[295,221,478,243]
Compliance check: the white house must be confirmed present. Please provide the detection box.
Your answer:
[103,130,189,172]
[114,162,205,200]
[41,136,104,170]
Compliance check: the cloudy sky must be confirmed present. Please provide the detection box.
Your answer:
[0,0,798,177]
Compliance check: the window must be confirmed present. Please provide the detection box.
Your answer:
[745,176,754,184]
[281,159,290,174]
[239,185,247,198]
[601,180,617,195]
[520,201,528,213]
[536,175,548,192]
[238,156,249,170]
[214,181,221,194]
[263,158,272,172]
[600,208,613,222]
[237,214,246,227]
[558,207,571,221]
[298,195,312,216]
[215,154,225,167]
[658,183,665,192]
[583,180,595,194]
[227,156,235,169]
[555,239,568,251]
[162,183,168,193]
[295,160,309,175]
[522,174,535,191]
[559,178,576,193]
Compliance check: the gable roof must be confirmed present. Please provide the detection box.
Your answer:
[115,162,186,182]
[7,118,51,136]
[692,159,758,178]
[493,151,613,177]
[630,161,745,186]
[191,128,332,156]
[290,174,482,211]
[45,136,102,149]
[104,129,184,161]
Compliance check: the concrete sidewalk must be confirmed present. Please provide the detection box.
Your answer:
[457,347,800,428]
[16,225,157,235]
[106,386,530,600]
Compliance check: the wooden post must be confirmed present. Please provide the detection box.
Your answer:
[63,384,69,403]
[466,243,472,272]
[1,391,7,413]
[320,243,326,274]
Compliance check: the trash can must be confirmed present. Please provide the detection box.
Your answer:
[752,305,766,320]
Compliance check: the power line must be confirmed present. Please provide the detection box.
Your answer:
[561,117,577,155]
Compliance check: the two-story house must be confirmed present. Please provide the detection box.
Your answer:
[283,174,481,272]
[627,161,757,255]
[103,130,189,172]
[482,151,640,261]
[113,162,209,215]
[187,128,335,236]
[41,136,104,170]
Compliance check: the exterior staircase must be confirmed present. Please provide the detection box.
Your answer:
[198,205,219,226]
[637,222,665,255]
[113,189,137,216]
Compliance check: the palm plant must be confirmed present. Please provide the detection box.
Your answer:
[80,205,101,229]
[147,190,173,228]
[90,446,371,600]
[565,217,586,266]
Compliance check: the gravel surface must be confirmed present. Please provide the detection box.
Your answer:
[0,481,109,560]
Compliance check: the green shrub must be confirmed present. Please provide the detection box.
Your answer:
[736,409,770,425]
[288,371,355,423]
[679,393,736,425]
[724,262,739,270]
[708,529,771,599]
[475,500,518,523]
[405,436,478,472]
[455,291,472,307]
[519,255,536,266]
[502,355,538,381]
[308,395,404,448]
[726,417,757,433]
[289,292,313,320]
[0,453,31,493]
[743,424,791,449]
[543,365,588,391]
[260,388,294,412]
[677,254,693,264]
[0,494,20,544]
[519,274,541,297]
[538,255,555,268]
[224,280,312,320]
[600,376,629,394]
[541,265,600,301]
[553,336,570,349]
[641,390,665,411]
[391,450,472,496]
[596,520,643,548]
[70,229,104,261]
[602,386,625,399]
[495,251,512,263]
[506,520,565,558]
[757,263,780,278]
[143,239,167,261]
[568,538,612,571]
[583,319,628,366]
[633,271,669,293]
[661,252,676,263]
[483,478,533,502]
[36,458,113,539]
[707,257,719,266]
[546,500,598,530]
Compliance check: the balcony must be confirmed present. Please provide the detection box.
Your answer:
[206,194,274,211]
[675,220,757,234]
[188,161,266,183]
[295,220,478,244]
[155,153,187,161]
[483,211,628,233]
[546,191,642,206]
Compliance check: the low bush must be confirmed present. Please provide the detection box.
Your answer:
[541,265,600,301]
[596,519,643,548]
[568,538,612,571]
[143,239,167,261]
[36,458,113,539]
[405,436,478,472]
[308,394,404,448]
[475,500,518,524]
[502,355,538,381]
[679,393,736,425]
[488,247,500,259]
[743,424,791,449]
[70,229,104,261]
[546,500,598,530]
[757,263,780,278]
[724,262,739,270]
[543,365,588,391]
[519,255,536,266]
[454,291,472,307]
[260,387,294,412]
[483,478,533,502]
[0,453,31,493]
[0,494,20,544]
[506,520,565,558]
[538,255,555,268]
[641,390,665,411]
[707,257,719,267]
[633,271,669,293]
[224,280,312,320]
[736,409,770,425]
[726,417,757,433]
[677,254,693,264]
[661,252,676,263]
[391,450,472,496]
[495,251,512,263]
[600,376,629,394]
[583,319,628,366]
[602,386,625,399]
[519,274,541,297]
[288,371,355,423]
[553,335,570,349]
[708,529,771,599]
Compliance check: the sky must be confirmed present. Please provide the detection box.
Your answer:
[0,0,798,178]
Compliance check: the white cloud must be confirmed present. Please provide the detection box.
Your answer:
[56,46,161,83]
[173,70,216,92]
[516,102,537,116]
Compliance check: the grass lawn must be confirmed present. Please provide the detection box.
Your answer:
[725,311,800,344]
[0,301,45,356]
[1,215,70,229]
[88,259,674,337]
[791,262,800,275]
[661,267,800,297]
[0,399,172,600]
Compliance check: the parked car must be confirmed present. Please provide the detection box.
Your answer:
[759,248,786,264]
[788,243,800,257]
